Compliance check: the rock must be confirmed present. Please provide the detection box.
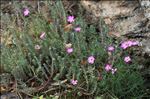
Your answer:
[142,39,150,55]
[80,1,138,19]
[80,0,149,34]
[140,0,150,18]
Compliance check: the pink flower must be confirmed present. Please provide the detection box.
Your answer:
[127,40,133,47]
[132,41,139,46]
[111,68,117,74]
[40,32,46,39]
[67,16,75,23]
[70,79,78,85]
[107,46,115,52]
[87,56,95,64]
[120,40,140,49]
[74,27,81,32]
[34,45,41,50]
[124,56,131,63]
[105,64,112,72]
[120,41,130,49]
[66,48,73,54]
[23,8,30,16]
[120,43,128,49]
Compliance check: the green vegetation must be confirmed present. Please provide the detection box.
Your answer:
[1,1,148,98]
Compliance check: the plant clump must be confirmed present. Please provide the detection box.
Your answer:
[1,1,148,99]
